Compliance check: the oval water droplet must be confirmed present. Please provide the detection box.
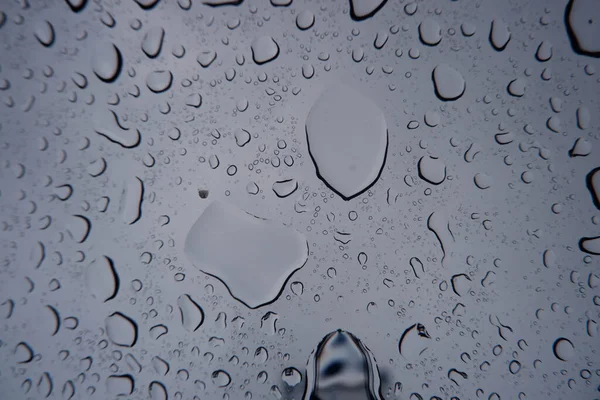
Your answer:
[34,21,55,47]
[92,43,122,83]
[305,84,387,200]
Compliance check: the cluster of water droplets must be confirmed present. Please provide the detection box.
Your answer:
[0,0,599,399]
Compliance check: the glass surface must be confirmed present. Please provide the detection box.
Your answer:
[0,0,599,399]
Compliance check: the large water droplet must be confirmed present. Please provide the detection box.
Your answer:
[93,109,140,148]
[184,202,308,308]
[304,330,383,400]
[305,84,387,200]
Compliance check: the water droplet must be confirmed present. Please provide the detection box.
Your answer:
[251,36,280,65]
[461,22,476,36]
[197,50,217,67]
[105,312,138,347]
[306,84,387,200]
[576,106,591,129]
[146,70,173,93]
[149,381,168,400]
[579,235,600,255]
[235,129,251,147]
[92,43,122,83]
[184,202,308,308]
[34,20,55,47]
[93,109,140,148]
[86,256,119,302]
[177,294,205,332]
[418,156,446,185]
[474,173,492,189]
[296,10,315,30]
[507,78,526,97]
[134,0,160,9]
[399,323,431,360]
[427,211,453,266]
[212,370,231,387]
[304,330,383,399]
[350,0,388,21]
[120,176,144,225]
[553,337,575,361]
[142,27,165,58]
[419,18,442,46]
[489,19,511,51]
[432,64,465,101]
[566,0,600,57]
[272,179,298,198]
[106,374,134,396]
[536,41,553,61]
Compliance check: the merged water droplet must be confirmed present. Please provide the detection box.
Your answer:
[305,84,387,200]
[184,202,308,308]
